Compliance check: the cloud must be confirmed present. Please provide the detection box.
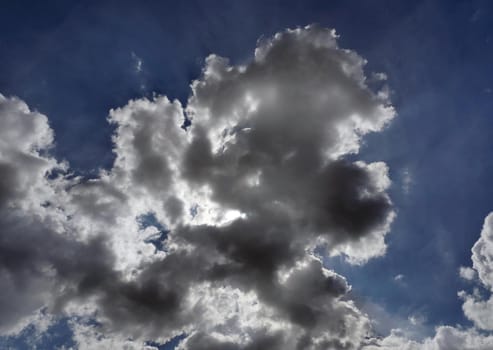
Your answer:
[459,266,476,281]
[131,52,144,73]
[401,168,413,194]
[362,326,493,350]
[0,94,59,210]
[0,25,398,349]
[394,274,405,282]
[0,94,64,334]
[471,213,493,289]
[365,212,493,349]
[458,213,493,331]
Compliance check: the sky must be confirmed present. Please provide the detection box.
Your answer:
[1,0,493,349]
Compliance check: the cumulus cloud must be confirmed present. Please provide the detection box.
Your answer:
[0,93,66,334]
[70,321,161,350]
[471,213,493,289]
[459,266,476,281]
[458,213,493,331]
[362,326,493,350]
[0,26,399,349]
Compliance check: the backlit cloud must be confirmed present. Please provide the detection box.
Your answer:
[1,25,399,349]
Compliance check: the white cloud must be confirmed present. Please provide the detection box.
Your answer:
[459,266,476,281]
[363,326,493,350]
[71,321,159,350]
[394,274,405,282]
[456,213,493,331]
[471,213,493,289]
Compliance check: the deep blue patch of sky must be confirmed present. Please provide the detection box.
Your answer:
[138,212,170,252]
[0,317,75,349]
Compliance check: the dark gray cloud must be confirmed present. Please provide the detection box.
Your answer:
[0,162,18,206]
[0,212,110,333]
[180,330,285,350]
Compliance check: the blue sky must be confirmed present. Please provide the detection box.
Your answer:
[1,0,493,349]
